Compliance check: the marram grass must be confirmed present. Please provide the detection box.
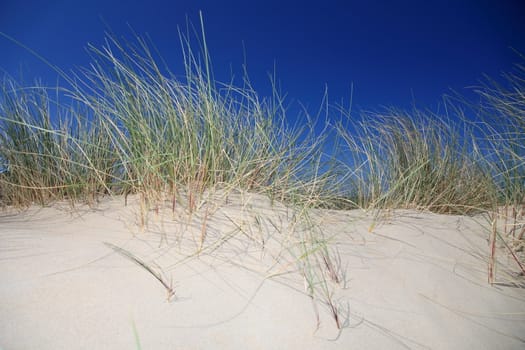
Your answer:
[0,29,336,210]
[0,28,523,216]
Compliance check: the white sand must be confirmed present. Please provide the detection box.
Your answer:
[1,193,524,349]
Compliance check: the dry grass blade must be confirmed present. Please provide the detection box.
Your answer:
[489,217,497,284]
[104,242,175,301]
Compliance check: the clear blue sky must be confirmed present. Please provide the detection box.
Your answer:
[1,0,524,113]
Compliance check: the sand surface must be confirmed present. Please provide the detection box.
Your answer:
[1,192,524,349]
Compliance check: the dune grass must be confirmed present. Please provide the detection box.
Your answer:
[467,62,525,282]
[0,79,115,205]
[332,63,524,282]
[0,25,336,211]
[335,108,495,213]
[1,21,521,215]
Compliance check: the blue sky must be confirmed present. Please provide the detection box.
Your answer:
[1,0,524,114]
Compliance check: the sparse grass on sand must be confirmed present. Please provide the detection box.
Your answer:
[0,13,523,330]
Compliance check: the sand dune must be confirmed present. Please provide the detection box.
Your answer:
[1,193,524,349]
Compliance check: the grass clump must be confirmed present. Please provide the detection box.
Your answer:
[0,20,334,210]
[0,79,115,206]
[335,108,494,214]
[465,61,525,282]
[469,61,525,211]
